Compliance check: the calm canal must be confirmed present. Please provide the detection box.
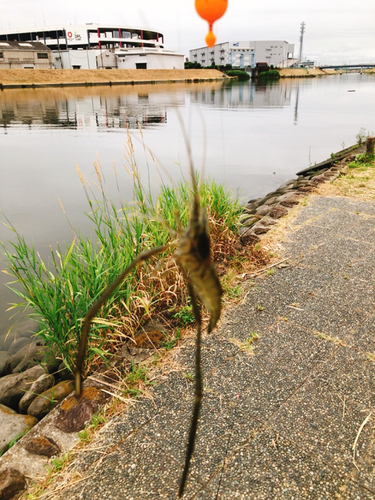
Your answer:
[0,73,374,341]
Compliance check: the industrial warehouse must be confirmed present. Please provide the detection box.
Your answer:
[0,23,184,70]
[189,40,295,69]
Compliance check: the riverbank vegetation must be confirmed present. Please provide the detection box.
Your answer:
[225,70,250,81]
[329,152,375,199]
[2,133,268,378]
[258,69,280,81]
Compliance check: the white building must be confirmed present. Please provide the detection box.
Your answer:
[0,23,183,70]
[189,40,295,69]
[115,48,183,70]
[0,41,53,69]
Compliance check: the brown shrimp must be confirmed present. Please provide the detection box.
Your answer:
[75,125,223,498]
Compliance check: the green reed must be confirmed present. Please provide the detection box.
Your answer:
[2,149,241,374]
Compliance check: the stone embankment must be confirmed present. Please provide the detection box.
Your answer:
[0,69,227,89]
[0,333,110,499]
[0,143,364,499]
[238,145,360,244]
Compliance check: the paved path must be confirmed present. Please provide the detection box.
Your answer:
[53,196,375,500]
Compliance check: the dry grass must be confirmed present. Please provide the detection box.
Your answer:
[326,165,375,200]
[279,68,330,77]
[0,69,226,86]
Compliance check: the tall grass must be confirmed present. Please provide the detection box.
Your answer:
[1,134,242,375]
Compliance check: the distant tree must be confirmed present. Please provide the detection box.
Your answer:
[185,61,202,69]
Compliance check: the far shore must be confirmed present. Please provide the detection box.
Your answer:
[0,67,371,90]
[0,69,227,89]
[279,67,334,77]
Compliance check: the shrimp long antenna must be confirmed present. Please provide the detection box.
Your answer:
[175,110,200,224]
[178,282,202,498]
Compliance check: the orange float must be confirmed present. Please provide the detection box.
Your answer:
[195,0,228,47]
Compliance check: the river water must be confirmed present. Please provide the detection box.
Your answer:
[0,73,374,342]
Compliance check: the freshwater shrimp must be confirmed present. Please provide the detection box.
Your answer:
[75,124,223,498]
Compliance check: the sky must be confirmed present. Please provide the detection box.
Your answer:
[1,0,374,65]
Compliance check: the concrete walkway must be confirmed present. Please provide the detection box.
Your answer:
[52,195,375,500]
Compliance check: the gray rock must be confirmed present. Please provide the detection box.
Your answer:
[261,217,278,227]
[24,435,60,457]
[238,225,259,245]
[0,365,46,410]
[0,468,26,500]
[19,374,55,414]
[9,318,38,338]
[262,196,279,206]
[7,336,33,355]
[269,204,289,219]
[272,187,289,195]
[28,380,74,420]
[6,342,59,375]
[239,213,255,223]
[242,215,262,227]
[55,385,109,433]
[310,173,327,183]
[255,205,272,217]
[0,351,11,377]
[55,362,72,382]
[244,201,261,212]
[276,179,295,191]
[246,197,262,205]
[5,342,41,374]
[294,178,310,187]
[276,192,302,207]
[0,404,38,455]
[298,185,314,193]
[251,223,271,235]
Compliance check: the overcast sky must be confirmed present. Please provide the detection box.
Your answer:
[1,0,374,65]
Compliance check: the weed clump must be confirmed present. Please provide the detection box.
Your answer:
[2,134,262,378]
[225,70,250,81]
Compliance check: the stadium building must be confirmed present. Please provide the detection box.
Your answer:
[0,23,184,70]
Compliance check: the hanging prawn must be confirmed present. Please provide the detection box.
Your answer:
[75,126,223,498]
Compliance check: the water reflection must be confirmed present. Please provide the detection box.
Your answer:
[0,80,295,131]
[190,81,292,109]
[0,88,173,130]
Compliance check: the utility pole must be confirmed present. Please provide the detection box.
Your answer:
[298,21,305,65]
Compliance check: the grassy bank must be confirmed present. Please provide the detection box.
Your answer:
[323,151,375,199]
[0,69,226,88]
[2,132,268,377]
[279,68,332,78]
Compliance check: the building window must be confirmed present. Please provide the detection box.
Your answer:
[37,52,48,59]
[0,52,3,59]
